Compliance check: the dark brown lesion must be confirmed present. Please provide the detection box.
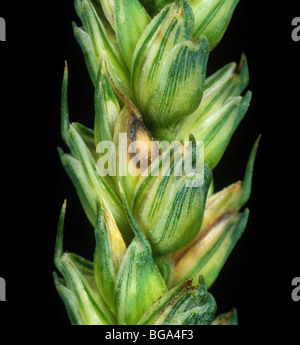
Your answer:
[125,105,159,175]
[105,56,160,174]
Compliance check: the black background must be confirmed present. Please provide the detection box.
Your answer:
[0,0,299,334]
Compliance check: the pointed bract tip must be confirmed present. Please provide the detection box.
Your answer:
[57,146,64,156]
[240,52,247,62]
[54,200,67,272]
[60,199,67,216]
[241,135,261,201]
[71,21,77,30]
[198,274,206,285]
[255,134,262,146]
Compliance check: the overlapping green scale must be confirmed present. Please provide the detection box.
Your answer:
[54,0,258,325]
